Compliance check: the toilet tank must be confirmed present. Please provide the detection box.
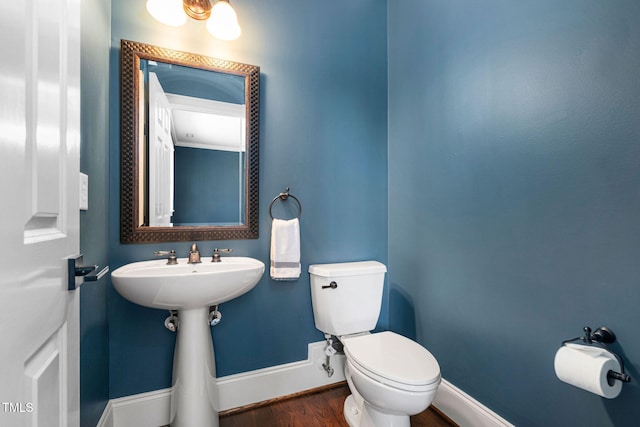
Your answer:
[308,261,387,337]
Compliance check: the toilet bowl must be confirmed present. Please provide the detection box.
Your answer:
[342,331,440,427]
[308,261,442,427]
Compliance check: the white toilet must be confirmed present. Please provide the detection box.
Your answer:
[309,261,441,427]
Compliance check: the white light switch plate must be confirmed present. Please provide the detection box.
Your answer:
[80,173,88,211]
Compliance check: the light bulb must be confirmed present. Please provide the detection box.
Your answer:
[206,0,242,41]
[146,0,188,27]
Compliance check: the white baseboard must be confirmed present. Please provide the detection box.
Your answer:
[95,400,112,427]
[98,341,513,427]
[433,379,514,427]
[96,388,171,427]
[98,340,345,427]
[216,340,346,410]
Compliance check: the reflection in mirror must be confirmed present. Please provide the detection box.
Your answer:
[120,40,259,243]
[143,60,246,227]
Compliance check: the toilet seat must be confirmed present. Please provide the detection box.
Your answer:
[343,331,441,393]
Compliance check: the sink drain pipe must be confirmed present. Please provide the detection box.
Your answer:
[209,305,222,326]
[164,306,222,331]
[164,310,179,332]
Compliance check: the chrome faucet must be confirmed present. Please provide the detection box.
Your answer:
[211,248,232,262]
[188,243,202,264]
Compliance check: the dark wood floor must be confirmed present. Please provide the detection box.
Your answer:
[219,383,457,427]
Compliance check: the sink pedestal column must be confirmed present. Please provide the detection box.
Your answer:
[170,307,218,427]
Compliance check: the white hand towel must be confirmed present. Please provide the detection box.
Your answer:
[270,218,301,280]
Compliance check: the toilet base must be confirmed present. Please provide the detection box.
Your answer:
[344,395,359,427]
[343,394,410,427]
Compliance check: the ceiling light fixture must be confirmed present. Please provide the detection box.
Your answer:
[146,0,187,26]
[146,0,241,40]
[206,0,241,40]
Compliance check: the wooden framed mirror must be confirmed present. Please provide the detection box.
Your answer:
[120,39,259,243]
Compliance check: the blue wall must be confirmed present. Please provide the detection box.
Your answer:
[388,1,640,425]
[108,0,388,398]
[173,147,241,225]
[80,0,111,425]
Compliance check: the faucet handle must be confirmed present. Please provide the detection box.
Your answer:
[154,250,178,265]
[211,248,232,262]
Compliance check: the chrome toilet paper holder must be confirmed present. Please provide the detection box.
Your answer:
[561,326,631,385]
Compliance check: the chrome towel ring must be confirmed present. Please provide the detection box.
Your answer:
[269,187,302,220]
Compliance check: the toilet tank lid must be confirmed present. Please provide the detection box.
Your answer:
[308,261,386,277]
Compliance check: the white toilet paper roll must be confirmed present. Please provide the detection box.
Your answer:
[554,343,622,399]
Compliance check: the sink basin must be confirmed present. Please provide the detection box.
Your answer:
[111,257,265,310]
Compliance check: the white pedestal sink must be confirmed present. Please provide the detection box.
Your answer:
[111,257,265,427]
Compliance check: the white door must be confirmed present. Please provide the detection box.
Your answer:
[0,0,81,426]
[148,72,175,227]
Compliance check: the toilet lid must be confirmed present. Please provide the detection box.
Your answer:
[343,331,440,387]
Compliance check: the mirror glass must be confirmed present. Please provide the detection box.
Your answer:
[143,60,246,227]
[120,40,260,243]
